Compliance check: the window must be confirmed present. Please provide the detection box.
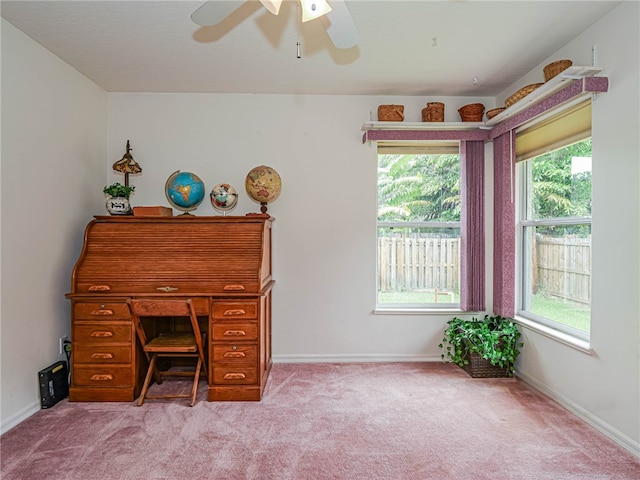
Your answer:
[516,101,592,339]
[377,144,461,309]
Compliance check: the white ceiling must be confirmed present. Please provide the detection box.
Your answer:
[1,0,620,96]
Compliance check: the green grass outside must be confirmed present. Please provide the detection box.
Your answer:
[378,291,460,305]
[530,293,590,333]
[378,290,590,333]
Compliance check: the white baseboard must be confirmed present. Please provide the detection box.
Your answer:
[273,353,442,363]
[1,401,40,435]
[516,369,640,459]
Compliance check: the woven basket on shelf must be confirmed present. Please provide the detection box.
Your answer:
[461,352,511,378]
[505,83,544,108]
[377,104,405,122]
[543,59,573,82]
[421,102,445,122]
[486,107,506,120]
[458,103,485,122]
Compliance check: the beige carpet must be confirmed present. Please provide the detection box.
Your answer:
[1,362,639,479]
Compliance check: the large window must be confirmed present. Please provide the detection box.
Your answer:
[517,103,592,338]
[377,146,460,309]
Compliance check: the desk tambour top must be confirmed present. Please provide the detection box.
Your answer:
[68,215,273,297]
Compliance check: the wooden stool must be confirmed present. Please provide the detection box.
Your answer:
[128,299,207,407]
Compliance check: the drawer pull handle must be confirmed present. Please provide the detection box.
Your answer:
[156,286,179,292]
[223,373,246,380]
[90,309,114,316]
[223,351,246,358]
[223,309,246,316]
[90,331,114,338]
[223,285,245,291]
[88,285,111,291]
[90,374,113,381]
[223,330,246,337]
[90,353,114,359]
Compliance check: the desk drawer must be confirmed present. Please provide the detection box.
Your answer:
[75,303,130,320]
[73,366,133,387]
[212,301,258,319]
[212,345,257,364]
[73,344,132,364]
[74,324,132,344]
[212,322,258,341]
[212,365,258,385]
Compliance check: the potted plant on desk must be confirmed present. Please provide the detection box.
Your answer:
[439,314,523,378]
[104,182,135,215]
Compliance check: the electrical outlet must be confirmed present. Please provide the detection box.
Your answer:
[59,335,69,355]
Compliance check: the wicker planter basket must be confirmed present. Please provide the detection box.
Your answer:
[458,103,485,122]
[543,59,573,82]
[422,102,445,122]
[486,107,506,120]
[505,83,544,108]
[377,104,405,122]
[462,352,511,378]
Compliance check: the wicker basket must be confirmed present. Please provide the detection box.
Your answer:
[543,59,573,82]
[505,83,544,108]
[421,102,445,122]
[461,352,511,378]
[377,104,405,122]
[458,103,485,122]
[485,107,506,120]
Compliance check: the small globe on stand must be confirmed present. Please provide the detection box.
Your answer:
[164,170,205,215]
[245,165,282,215]
[210,183,238,216]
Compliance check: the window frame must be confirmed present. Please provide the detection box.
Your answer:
[515,138,592,343]
[375,147,462,312]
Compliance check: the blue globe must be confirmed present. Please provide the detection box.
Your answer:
[165,170,205,214]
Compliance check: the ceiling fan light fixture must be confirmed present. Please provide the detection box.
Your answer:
[300,0,332,22]
[260,0,283,15]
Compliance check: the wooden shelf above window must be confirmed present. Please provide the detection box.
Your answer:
[362,66,607,143]
[485,66,602,126]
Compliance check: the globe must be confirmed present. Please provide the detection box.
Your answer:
[245,165,282,214]
[210,183,238,214]
[165,170,205,215]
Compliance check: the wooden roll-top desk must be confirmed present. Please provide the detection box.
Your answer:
[66,215,273,402]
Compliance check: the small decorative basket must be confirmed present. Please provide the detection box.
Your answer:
[461,352,511,378]
[486,107,506,120]
[505,83,544,108]
[543,59,573,82]
[458,103,485,122]
[377,105,405,122]
[422,102,445,122]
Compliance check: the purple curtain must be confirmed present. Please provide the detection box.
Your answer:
[493,132,516,317]
[460,140,485,311]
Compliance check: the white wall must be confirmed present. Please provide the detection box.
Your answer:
[499,2,640,455]
[106,92,491,364]
[0,19,107,432]
[1,2,638,457]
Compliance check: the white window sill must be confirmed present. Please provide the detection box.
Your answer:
[373,308,466,315]
[514,315,593,354]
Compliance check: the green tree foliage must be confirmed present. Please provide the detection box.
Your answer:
[378,137,591,231]
[531,138,592,218]
[378,153,460,222]
[530,137,592,236]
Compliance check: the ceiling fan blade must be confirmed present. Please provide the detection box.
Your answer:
[191,0,247,27]
[321,0,359,49]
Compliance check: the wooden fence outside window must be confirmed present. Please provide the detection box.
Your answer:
[377,234,592,304]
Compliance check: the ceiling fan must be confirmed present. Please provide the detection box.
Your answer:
[191,0,359,49]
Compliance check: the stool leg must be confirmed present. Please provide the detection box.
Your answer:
[138,355,157,406]
[190,359,202,407]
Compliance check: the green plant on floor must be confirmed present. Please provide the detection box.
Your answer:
[439,315,523,376]
[103,182,135,198]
